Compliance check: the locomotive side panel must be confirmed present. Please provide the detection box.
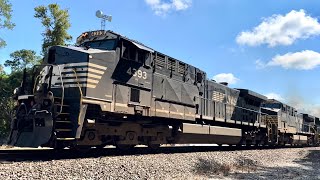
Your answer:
[235,89,267,125]
[204,81,229,121]
[301,114,315,134]
[151,52,201,121]
[85,50,116,99]
[109,40,153,115]
[280,105,297,134]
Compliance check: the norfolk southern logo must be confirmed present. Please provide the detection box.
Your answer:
[54,62,107,88]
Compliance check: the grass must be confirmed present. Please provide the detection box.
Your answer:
[193,158,231,176]
[193,156,259,177]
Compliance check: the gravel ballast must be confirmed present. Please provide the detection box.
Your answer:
[0,146,319,179]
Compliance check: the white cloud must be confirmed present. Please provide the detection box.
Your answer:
[258,50,320,70]
[264,93,284,101]
[236,10,320,47]
[212,73,239,85]
[145,0,192,16]
[255,59,266,69]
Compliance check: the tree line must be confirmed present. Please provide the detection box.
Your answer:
[0,1,72,140]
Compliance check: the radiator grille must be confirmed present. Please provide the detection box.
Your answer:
[178,62,185,74]
[155,54,165,68]
[212,91,225,103]
[167,58,176,71]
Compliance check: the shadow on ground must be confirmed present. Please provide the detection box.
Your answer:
[192,148,320,179]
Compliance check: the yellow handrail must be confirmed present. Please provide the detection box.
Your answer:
[72,69,83,125]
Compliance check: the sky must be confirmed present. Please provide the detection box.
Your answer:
[1,0,320,115]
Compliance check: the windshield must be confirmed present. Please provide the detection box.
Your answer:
[81,39,116,50]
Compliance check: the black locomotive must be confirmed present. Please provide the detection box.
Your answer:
[7,30,320,149]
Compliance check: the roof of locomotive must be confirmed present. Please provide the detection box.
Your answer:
[302,113,317,122]
[264,99,294,108]
[76,30,206,76]
[207,80,240,94]
[236,88,267,101]
[76,30,154,52]
[263,99,301,114]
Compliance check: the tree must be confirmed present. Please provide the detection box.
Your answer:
[0,69,19,142]
[0,94,14,141]
[0,0,15,47]
[1,49,41,141]
[4,49,41,71]
[34,3,72,54]
[0,64,5,76]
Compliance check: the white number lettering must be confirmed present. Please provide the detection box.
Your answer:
[137,70,142,78]
[132,68,137,76]
[127,68,147,79]
[143,72,147,79]
[126,68,132,75]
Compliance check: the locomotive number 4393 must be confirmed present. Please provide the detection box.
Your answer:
[127,67,147,79]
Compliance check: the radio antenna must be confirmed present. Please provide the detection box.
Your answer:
[96,10,112,30]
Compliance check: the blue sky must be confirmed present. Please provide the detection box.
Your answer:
[1,0,320,114]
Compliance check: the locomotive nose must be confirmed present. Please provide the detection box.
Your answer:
[7,77,55,148]
[7,100,54,147]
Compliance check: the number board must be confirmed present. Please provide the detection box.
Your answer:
[76,30,107,44]
[89,30,107,37]
[127,67,148,80]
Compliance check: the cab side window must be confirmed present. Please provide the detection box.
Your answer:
[122,42,137,61]
[122,41,149,65]
[137,50,147,64]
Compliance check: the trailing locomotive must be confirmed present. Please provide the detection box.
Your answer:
[262,100,319,145]
[7,30,320,149]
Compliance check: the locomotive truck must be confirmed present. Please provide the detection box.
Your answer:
[7,30,320,149]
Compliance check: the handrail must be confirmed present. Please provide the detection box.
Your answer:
[194,96,273,127]
[33,75,41,93]
[35,110,51,115]
[72,69,83,125]
[195,96,268,115]
[31,64,53,94]
[57,65,65,115]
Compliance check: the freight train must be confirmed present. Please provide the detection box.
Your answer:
[7,30,320,149]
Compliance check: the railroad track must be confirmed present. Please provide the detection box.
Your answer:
[0,145,306,162]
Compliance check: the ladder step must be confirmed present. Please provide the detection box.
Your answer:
[55,104,69,107]
[58,113,69,115]
[56,138,76,141]
[56,129,72,132]
[57,113,70,117]
[56,121,72,123]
